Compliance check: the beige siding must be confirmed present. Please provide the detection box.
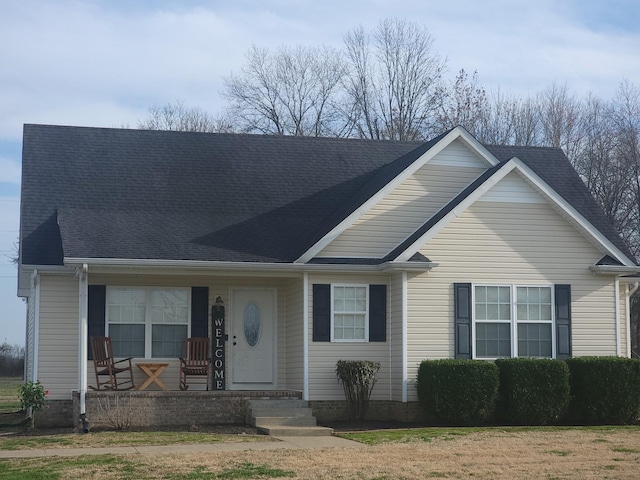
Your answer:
[429,138,491,168]
[405,200,616,401]
[478,171,546,204]
[389,272,404,401]
[285,277,304,391]
[318,144,486,259]
[307,273,390,401]
[38,275,79,400]
[89,274,290,390]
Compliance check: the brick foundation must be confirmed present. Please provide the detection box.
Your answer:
[310,400,425,424]
[33,399,75,428]
[70,390,301,431]
[37,393,423,429]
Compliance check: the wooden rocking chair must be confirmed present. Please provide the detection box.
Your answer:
[179,337,211,391]
[90,336,135,391]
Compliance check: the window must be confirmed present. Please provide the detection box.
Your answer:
[474,285,554,359]
[107,287,190,358]
[332,285,368,341]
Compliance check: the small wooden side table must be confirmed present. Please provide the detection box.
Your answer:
[136,363,169,391]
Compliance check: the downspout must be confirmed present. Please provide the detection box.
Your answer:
[388,274,392,401]
[627,282,640,358]
[32,270,40,382]
[303,272,309,401]
[78,264,90,433]
[615,277,621,357]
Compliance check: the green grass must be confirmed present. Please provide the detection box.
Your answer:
[0,455,140,480]
[0,377,23,413]
[337,425,640,445]
[0,458,295,480]
[0,430,272,451]
[611,447,640,453]
[213,462,295,479]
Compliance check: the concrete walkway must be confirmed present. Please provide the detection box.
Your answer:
[0,435,363,459]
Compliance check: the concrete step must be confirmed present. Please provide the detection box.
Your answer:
[247,399,309,409]
[250,407,314,418]
[256,425,334,436]
[253,416,317,427]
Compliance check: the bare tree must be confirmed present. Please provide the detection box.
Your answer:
[223,44,348,136]
[434,69,487,136]
[344,19,446,140]
[138,101,233,133]
[537,82,584,160]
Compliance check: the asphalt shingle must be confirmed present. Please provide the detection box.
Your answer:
[19,124,635,266]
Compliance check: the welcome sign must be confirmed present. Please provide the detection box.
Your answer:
[211,299,226,390]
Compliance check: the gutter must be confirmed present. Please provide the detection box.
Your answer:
[589,265,640,275]
[63,257,438,273]
[627,282,640,358]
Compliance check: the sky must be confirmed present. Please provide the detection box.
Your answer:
[0,0,639,346]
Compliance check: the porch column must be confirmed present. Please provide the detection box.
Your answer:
[77,264,89,418]
[402,271,408,403]
[303,272,309,401]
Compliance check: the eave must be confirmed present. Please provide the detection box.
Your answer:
[62,257,437,276]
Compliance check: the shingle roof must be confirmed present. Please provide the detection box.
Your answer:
[19,124,635,267]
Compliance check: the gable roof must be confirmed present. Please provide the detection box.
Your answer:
[20,124,421,265]
[19,124,636,270]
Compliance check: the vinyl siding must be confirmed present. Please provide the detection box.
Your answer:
[405,200,615,401]
[317,142,486,259]
[307,273,390,401]
[38,275,79,400]
[87,274,289,390]
[285,277,304,391]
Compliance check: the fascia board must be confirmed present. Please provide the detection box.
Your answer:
[394,157,636,267]
[295,127,499,264]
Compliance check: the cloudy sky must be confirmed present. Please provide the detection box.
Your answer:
[1,0,639,346]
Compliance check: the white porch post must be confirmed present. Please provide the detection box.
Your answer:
[615,277,621,356]
[401,271,408,403]
[78,264,89,419]
[303,272,309,401]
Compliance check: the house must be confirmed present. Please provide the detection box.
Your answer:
[18,124,640,426]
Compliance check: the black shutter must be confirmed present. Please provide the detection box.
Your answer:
[454,283,472,359]
[87,285,106,360]
[191,287,209,338]
[555,284,572,359]
[313,284,331,342]
[369,284,387,342]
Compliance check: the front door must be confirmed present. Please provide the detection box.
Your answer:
[230,288,276,388]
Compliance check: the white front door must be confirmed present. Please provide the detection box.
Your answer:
[230,288,276,388]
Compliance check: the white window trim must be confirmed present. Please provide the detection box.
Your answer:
[106,286,191,359]
[471,283,556,360]
[330,283,369,343]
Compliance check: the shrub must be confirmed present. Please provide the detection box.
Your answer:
[565,357,640,425]
[336,360,381,420]
[18,381,48,428]
[495,358,569,425]
[417,359,498,426]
